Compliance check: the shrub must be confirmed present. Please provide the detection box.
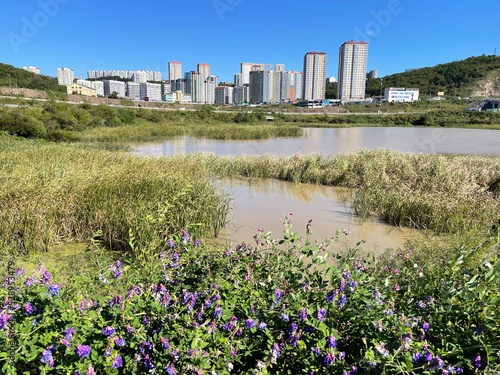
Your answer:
[1,217,499,374]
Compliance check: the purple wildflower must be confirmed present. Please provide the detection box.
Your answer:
[411,352,422,363]
[471,354,481,368]
[418,301,426,309]
[312,347,321,356]
[16,268,25,277]
[326,334,337,348]
[337,294,347,309]
[40,349,53,366]
[111,356,123,368]
[41,269,51,284]
[275,289,283,302]
[257,322,267,330]
[317,307,327,321]
[65,327,76,339]
[114,337,126,347]
[322,350,336,366]
[144,354,156,369]
[75,344,91,359]
[195,239,201,247]
[113,269,122,278]
[421,322,430,332]
[47,284,61,296]
[86,363,96,375]
[429,356,444,370]
[326,290,337,303]
[213,308,222,319]
[423,351,433,362]
[281,312,289,322]
[269,343,280,364]
[25,277,34,286]
[245,318,255,329]
[160,336,170,350]
[167,363,177,375]
[299,307,308,321]
[60,338,71,347]
[102,326,115,337]
[24,302,34,315]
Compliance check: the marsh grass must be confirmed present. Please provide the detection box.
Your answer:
[78,120,303,142]
[0,136,229,254]
[174,150,500,235]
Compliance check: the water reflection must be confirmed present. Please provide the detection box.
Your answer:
[218,177,416,254]
[132,127,500,157]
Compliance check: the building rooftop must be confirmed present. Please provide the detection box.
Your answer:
[344,40,368,45]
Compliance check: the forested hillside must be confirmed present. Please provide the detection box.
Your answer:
[366,55,500,97]
[0,63,66,93]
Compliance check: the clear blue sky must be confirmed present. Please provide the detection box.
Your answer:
[1,0,498,82]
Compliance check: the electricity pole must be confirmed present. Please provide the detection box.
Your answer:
[8,73,12,97]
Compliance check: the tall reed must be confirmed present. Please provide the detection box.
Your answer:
[0,136,229,254]
[174,150,500,234]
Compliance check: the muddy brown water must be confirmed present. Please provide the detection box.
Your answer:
[132,126,500,253]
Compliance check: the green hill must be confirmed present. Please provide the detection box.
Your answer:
[366,55,500,98]
[0,63,66,94]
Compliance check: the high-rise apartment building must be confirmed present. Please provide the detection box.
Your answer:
[249,70,281,104]
[367,69,377,79]
[303,52,327,100]
[280,71,304,101]
[23,66,40,75]
[185,71,206,103]
[234,86,249,104]
[197,64,210,78]
[205,75,218,104]
[215,86,234,105]
[241,63,285,85]
[169,62,182,81]
[57,67,74,86]
[234,73,243,87]
[338,41,369,100]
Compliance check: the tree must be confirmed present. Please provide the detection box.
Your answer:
[108,91,119,99]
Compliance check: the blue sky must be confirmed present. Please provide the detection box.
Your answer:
[1,0,498,82]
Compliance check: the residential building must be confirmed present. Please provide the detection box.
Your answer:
[76,79,104,96]
[234,86,249,104]
[126,82,141,101]
[338,41,369,100]
[23,66,40,75]
[384,87,419,102]
[241,63,263,85]
[103,80,126,98]
[170,78,185,93]
[205,75,218,104]
[367,70,377,79]
[234,73,243,87]
[169,61,182,81]
[197,63,210,78]
[140,82,162,101]
[185,71,206,103]
[67,83,97,97]
[280,71,304,101]
[133,71,148,83]
[275,64,285,72]
[303,52,327,100]
[249,69,281,104]
[57,67,74,86]
[215,86,234,105]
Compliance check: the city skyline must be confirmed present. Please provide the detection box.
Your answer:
[1,1,498,83]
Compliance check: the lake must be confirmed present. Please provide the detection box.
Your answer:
[132,126,500,252]
[132,127,500,157]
